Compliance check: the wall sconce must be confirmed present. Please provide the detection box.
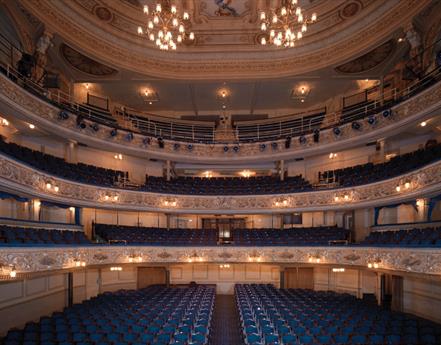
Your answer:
[73,259,86,267]
[274,199,289,207]
[248,250,262,262]
[219,264,231,269]
[1,264,17,278]
[367,259,381,269]
[395,185,401,192]
[103,194,119,202]
[308,255,321,263]
[163,199,177,207]
[416,199,425,208]
[128,254,143,263]
[0,118,9,126]
[329,153,338,159]
[110,266,123,271]
[114,153,123,160]
[45,182,59,192]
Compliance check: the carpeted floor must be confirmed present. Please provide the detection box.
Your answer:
[209,295,244,345]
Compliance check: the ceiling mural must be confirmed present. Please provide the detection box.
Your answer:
[200,0,248,18]
[60,44,118,76]
[335,39,396,74]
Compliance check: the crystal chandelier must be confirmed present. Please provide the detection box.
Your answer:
[137,1,195,51]
[259,0,317,48]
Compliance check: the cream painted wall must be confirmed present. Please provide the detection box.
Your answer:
[403,277,441,324]
[169,263,280,294]
[0,274,68,335]
[313,267,378,299]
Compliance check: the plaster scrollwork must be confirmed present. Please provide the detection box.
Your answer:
[1,72,441,164]
[1,153,441,214]
[0,246,439,277]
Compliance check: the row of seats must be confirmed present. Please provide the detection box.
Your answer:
[95,224,218,246]
[320,142,441,187]
[233,227,349,246]
[0,225,90,246]
[94,224,348,246]
[361,227,441,247]
[235,284,441,345]
[1,135,440,195]
[0,137,126,187]
[1,285,215,345]
[141,175,313,195]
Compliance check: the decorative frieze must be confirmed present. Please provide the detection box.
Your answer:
[0,245,439,277]
[0,153,441,213]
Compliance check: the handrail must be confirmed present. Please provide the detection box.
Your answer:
[0,31,441,144]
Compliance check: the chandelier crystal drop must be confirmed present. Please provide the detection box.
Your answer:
[137,1,194,51]
[259,0,317,48]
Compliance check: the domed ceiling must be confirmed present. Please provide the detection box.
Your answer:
[16,0,431,79]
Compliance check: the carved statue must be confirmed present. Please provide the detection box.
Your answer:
[32,32,53,83]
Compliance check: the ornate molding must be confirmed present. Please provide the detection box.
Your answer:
[0,246,440,277]
[0,153,441,214]
[1,73,441,164]
[17,0,431,79]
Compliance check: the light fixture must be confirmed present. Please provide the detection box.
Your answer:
[395,185,401,192]
[367,259,381,269]
[344,194,349,201]
[137,2,194,51]
[73,259,86,267]
[46,182,52,189]
[203,171,213,178]
[69,207,75,212]
[9,266,17,278]
[164,199,177,207]
[85,83,90,90]
[329,153,337,159]
[240,170,255,178]
[291,85,311,102]
[334,196,339,202]
[420,121,427,127]
[0,118,9,126]
[53,186,59,192]
[114,153,123,160]
[308,255,321,263]
[416,199,425,207]
[404,182,410,189]
[110,266,123,271]
[220,264,231,269]
[332,268,345,273]
[113,195,118,201]
[259,0,317,48]
[128,254,143,263]
[29,124,35,129]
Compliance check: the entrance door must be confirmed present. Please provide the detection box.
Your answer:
[137,267,167,289]
[285,267,314,289]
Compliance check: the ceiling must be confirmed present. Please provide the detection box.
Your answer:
[13,0,432,79]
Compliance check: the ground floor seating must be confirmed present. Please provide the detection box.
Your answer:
[1,285,215,345]
[361,227,441,247]
[0,225,90,245]
[235,284,441,345]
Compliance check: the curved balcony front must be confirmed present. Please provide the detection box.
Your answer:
[0,68,441,164]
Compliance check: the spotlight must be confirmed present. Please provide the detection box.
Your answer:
[90,123,99,132]
[173,143,180,150]
[58,111,69,120]
[143,137,151,145]
[223,146,229,152]
[187,144,193,151]
[259,143,266,152]
[110,128,118,137]
[271,142,278,150]
[126,132,134,141]
[158,137,164,148]
[367,116,376,125]
[233,146,240,153]
[382,109,392,118]
[299,136,307,145]
[351,121,361,130]
[285,136,292,149]
[313,129,320,143]
[76,116,86,129]
[333,127,341,136]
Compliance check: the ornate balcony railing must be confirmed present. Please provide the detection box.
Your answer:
[1,152,441,214]
[0,245,439,278]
